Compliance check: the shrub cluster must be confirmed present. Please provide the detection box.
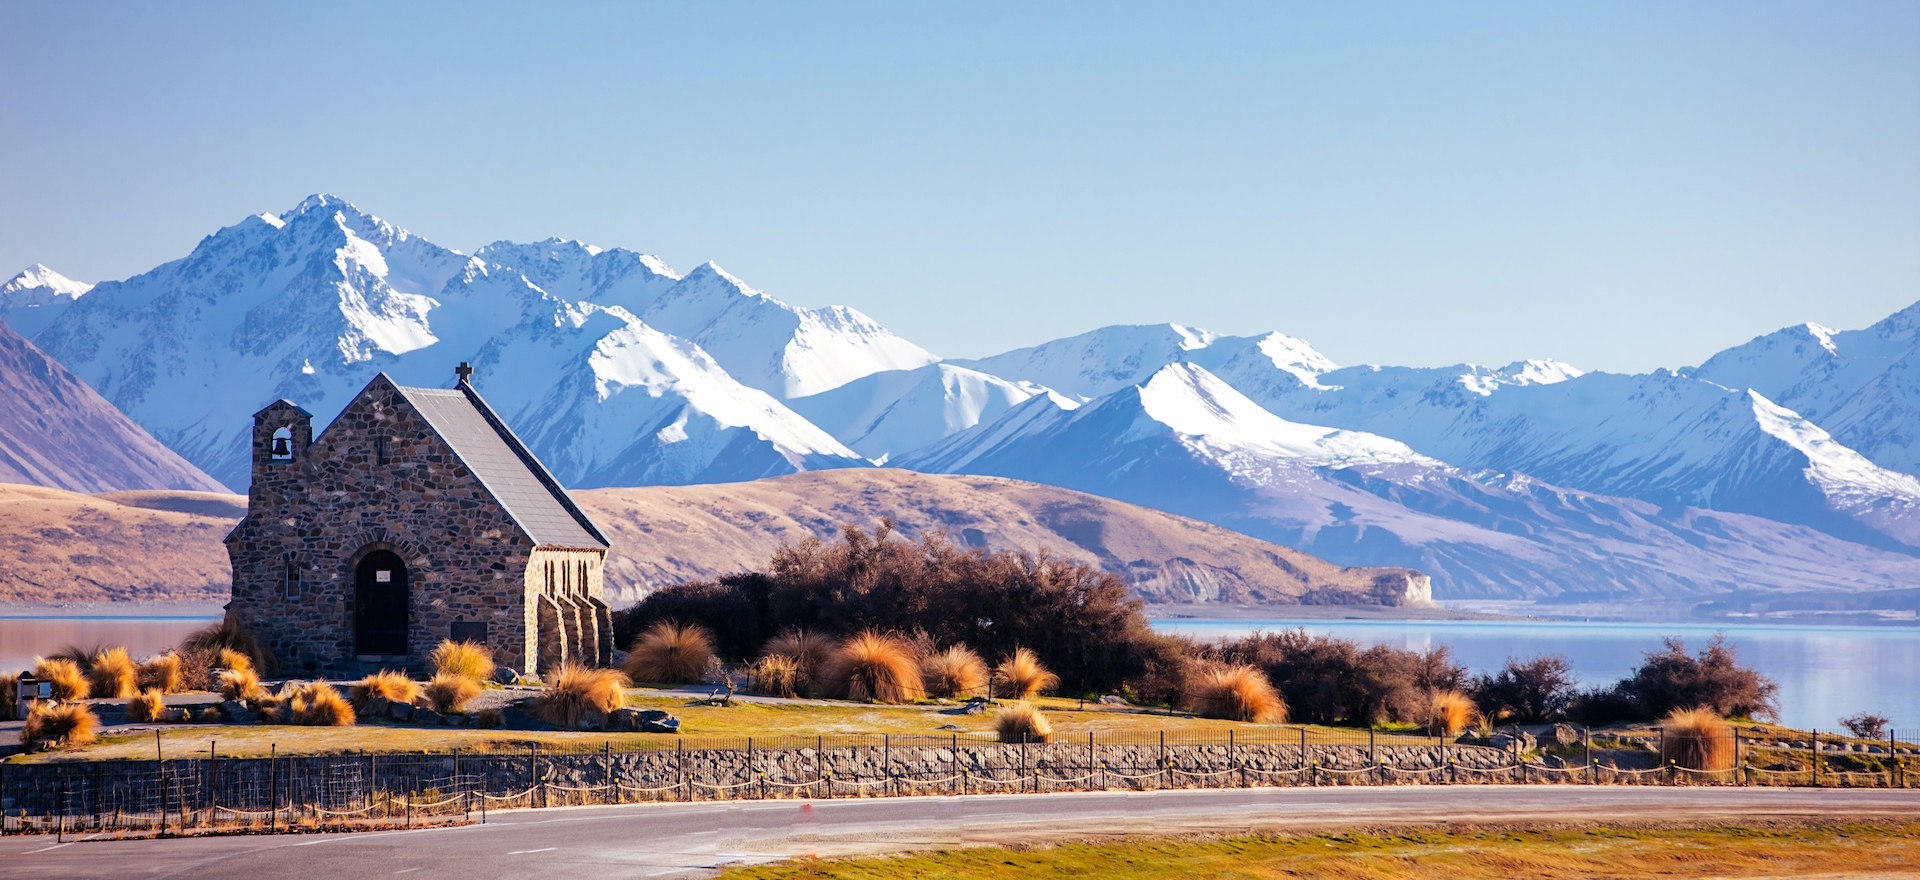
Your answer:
[1202,631,1465,726]
[1572,636,1779,724]
[619,521,1167,694]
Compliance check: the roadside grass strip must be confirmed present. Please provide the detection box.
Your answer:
[717,822,1920,880]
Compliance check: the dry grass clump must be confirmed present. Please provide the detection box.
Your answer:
[994,701,1053,743]
[216,647,253,672]
[0,674,15,721]
[32,657,90,701]
[750,655,800,698]
[425,672,482,713]
[992,648,1058,700]
[429,640,495,682]
[624,621,715,684]
[128,688,166,722]
[1661,707,1734,771]
[84,647,140,699]
[218,666,266,702]
[475,707,505,729]
[824,630,925,703]
[182,617,275,675]
[349,670,421,710]
[138,653,186,694]
[921,645,990,699]
[1427,689,1478,737]
[22,702,99,749]
[1184,663,1287,723]
[533,662,629,728]
[761,630,832,695]
[288,682,355,726]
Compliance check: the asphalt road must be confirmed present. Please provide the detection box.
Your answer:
[7,785,1920,880]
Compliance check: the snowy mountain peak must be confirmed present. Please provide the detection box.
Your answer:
[1170,323,1220,351]
[1804,323,1840,357]
[1454,359,1585,396]
[1745,389,1920,508]
[1,264,92,301]
[1,264,95,337]
[1134,363,1430,467]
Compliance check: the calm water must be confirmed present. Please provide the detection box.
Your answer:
[0,615,216,676]
[1151,618,1920,732]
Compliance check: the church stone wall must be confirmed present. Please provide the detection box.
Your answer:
[227,376,602,676]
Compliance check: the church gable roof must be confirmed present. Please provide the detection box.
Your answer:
[389,380,609,550]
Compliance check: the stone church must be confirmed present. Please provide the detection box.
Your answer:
[226,365,613,676]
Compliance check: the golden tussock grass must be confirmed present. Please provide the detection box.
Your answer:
[824,630,925,703]
[921,646,989,699]
[750,655,800,698]
[128,688,166,722]
[182,617,274,675]
[625,622,715,684]
[534,662,629,728]
[1184,663,1286,723]
[1427,689,1477,737]
[1662,707,1734,771]
[289,682,355,726]
[218,666,266,702]
[350,670,421,710]
[429,639,495,682]
[32,657,90,701]
[216,647,253,672]
[425,672,482,713]
[138,653,186,694]
[22,701,99,749]
[86,646,140,699]
[994,701,1052,743]
[992,648,1058,700]
[715,822,1920,880]
[761,630,832,694]
[0,673,15,721]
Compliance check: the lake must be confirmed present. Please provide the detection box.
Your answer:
[1152,618,1920,732]
[3,613,1913,732]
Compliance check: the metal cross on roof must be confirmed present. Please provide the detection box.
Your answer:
[455,362,474,384]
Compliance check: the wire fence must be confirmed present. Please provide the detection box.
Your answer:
[2,726,1913,838]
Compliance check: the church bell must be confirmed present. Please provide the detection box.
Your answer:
[272,436,292,457]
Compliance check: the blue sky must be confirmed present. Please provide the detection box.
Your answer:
[2,1,1915,372]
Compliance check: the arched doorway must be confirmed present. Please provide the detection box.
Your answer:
[355,549,409,656]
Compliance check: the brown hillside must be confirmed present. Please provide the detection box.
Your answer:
[0,483,237,602]
[0,471,1426,608]
[574,469,1428,607]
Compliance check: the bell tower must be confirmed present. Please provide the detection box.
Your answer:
[250,399,313,500]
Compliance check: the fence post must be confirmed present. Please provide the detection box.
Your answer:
[604,741,612,804]
[208,740,217,826]
[269,745,277,832]
[884,735,891,798]
[1089,731,1097,793]
[1583,730,1592,785]
[1659,728,1668,785]
[1369,727,1377,786]
[1812,730,1819,786]
[1299,727,1308,786]
[953,733,961,796]
[160,757,169,836]
[747,738,755,801]
[677,739,686,802]
[1160,730,1169,790]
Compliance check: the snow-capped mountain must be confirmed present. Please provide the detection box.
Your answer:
[0,264,93,339]
[786,363,1071,462]
[29,195,870,489]
[899,362,1920,599]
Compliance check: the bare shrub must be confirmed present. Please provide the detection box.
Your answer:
[921,645,989,699]
[993,647,1058,700]
[1621,636,1778,721]
[533,663,629,728]
[1470,655,1576,723]
[1426,689,1477,737]
[624,622,715,684]
[749,655,799,698]
[137,653,185,694]
[424,672,481,713]
[994,701,1053,743]
[289,682,354,726]
[1661,708,1733,771]
[1211,631,1465,726]
[1185,663,1286,723]
[1842,712,1891,740]
[128,688,166,722]
[350,670,420,710]
[429,640,495,683]
[33,657,89,701]
[86,647,140,699]
[22,702,98,749]
[824,631,925,703]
